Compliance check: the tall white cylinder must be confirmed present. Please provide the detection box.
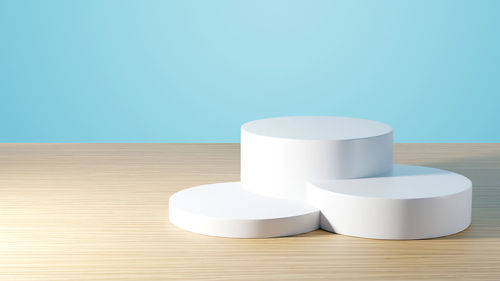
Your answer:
[241,116,393,201]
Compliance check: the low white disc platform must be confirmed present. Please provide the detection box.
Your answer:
[307,165,472,240]
[169,182,319,238]
[241,116,393,201]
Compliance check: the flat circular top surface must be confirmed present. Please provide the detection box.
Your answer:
[241,116,392,141]
[309,165,472,199]
[170,182,317,220]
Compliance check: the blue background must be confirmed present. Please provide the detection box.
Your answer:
[1,0,499,142]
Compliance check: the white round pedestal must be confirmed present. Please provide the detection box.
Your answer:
[169,182,319,238]
[307,165,472,240]
[241,116,393,201]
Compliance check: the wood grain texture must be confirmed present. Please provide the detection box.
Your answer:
[0,143,499,281]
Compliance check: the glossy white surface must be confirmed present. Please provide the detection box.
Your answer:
[315,165,471,199]
[307,165,472,239]
[241,116,393,201]
[169,182,319,238]
[241,116,392,140]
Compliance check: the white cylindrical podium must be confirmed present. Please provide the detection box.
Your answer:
[241,116,393,201]
[307,165,472,240]
[169,116,473,240]
[169,182,319,238]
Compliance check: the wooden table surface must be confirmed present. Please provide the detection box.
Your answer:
[0,143,499,280]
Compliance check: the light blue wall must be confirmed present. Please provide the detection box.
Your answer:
[1,0,499,142]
